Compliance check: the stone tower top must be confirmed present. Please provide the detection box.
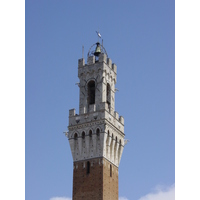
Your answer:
[67,41,125,168]
[66,38,127,200]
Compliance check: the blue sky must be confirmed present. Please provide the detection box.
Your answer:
[2,1,200,200]
[25,1,175,200]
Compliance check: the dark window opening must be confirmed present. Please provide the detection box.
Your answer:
[88,81,95,105]
[110,164,112,177]
[74,133,78,140]
[96,128,100,136]
[87,161,90,174]
[82,132,85,139]
[89,130,92,137]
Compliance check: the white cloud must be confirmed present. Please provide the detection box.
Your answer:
[138,184,175,200]
[50,197,72,200]
[119,197,129,200]
[50,196,128,200]
[49,185,174,200]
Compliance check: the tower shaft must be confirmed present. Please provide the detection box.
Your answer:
[73,158,118,200]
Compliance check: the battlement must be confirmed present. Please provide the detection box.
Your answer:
[99,53,107,63]
[69,108,76,117]
[107,58,112,68]
[87,56,95,65]
[68,107,124,129]
[78,58,85,68]
[112,63,117,73]
[78,54,117,74]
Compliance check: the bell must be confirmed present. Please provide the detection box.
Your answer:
[94,42,101,56]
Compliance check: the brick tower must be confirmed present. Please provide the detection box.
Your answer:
[66,41,126,200]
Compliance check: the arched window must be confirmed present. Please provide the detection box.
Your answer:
[106,83,111,105]
[110,164,112,177]
[87,161,90,174]
[82,131,85,139]
[74,133,78,140]
[96,128,100,136]
[89,130,92,137]
[88,80,95,105]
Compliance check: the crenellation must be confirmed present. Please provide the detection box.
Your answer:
[87,56,95,65]
[107,58,112,68]
[69,109,76,117]
[119,116,124,125]
[79,106,86,115]
[78,58,85,68]
[112,63,117,73]
[114,111,119,120]
[99,53,107,63]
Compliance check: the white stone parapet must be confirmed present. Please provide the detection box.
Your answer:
[68,108,125,167]
[68,109,124,129]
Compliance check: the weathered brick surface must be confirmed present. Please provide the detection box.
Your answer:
[103,158,118,200]
[73,157,118,200]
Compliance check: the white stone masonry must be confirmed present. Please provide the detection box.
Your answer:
[67,53,125,167]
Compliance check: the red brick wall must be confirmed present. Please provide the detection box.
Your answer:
[103,159,118,200]
[72,158,118,200]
